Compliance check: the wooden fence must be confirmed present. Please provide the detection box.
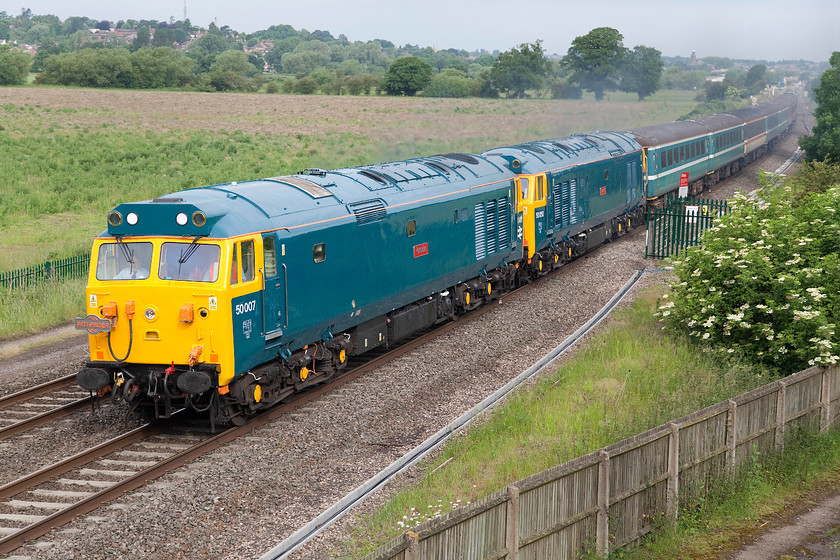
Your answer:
[367,365,840,559]
[0,253,90,290]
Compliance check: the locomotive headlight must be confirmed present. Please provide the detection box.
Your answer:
[107,211,123,227]
[126,212,139,226]
[192,211,207,227]
[176,212,189,226]
[144,307,157,321]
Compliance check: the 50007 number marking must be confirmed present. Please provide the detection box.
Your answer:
[235,300,257,315]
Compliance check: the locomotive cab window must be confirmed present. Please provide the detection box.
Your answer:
[241,240,255,282]
[603,169,609,181]
[519,177,530,202]
[536,175,546,202]
[263,236,277,277]
[230,244,239,285]
[406,220,416,237]
[97,242,153,281]
[158,242,220,282]
[313,243,326,263]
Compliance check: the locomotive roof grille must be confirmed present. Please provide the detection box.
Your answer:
[348,199,387,224]
[264,176,334,199]
[425,161,451,174]
[515,144,546,154]
[442,153,479,165]
[152,197,185,203]
[360,169,397,185]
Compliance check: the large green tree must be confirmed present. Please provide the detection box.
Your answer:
[0,44,31,85]
[801,52,840,162]
[619,45,663,100]
[563,27,627,100]
[382,56,432,96]
[487,40,549,98]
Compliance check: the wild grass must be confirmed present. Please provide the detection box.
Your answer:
[0,127,372,271]
[0,277,87,339]
[335,286,773,558]
[619,428,840,559]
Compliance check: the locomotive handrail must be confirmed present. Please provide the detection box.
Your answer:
[259,267,266,336]
[282,263,288,329]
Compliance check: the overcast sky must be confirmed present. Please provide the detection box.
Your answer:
[9,0,837,61]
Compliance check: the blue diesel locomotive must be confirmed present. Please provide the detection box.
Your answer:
[76,94,797,425]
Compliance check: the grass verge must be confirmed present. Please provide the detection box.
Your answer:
[618,427,840,559]
[333,285,778,558]
[0,277,86,339]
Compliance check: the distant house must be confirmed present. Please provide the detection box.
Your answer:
[0,39,37,55]
[87,27,138,44]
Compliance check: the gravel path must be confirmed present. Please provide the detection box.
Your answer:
[0,118,808,560]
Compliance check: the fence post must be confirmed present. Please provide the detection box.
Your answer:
[726,399,737,476]
[666,422,679,525]
[821,367,833,432]
[505,485,519,560]
[775,380,787,451]
[596,450,610,557]
[403,530,418,560]
[44,260,52,281]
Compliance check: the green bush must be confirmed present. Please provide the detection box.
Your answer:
[661,172,840,375]
[422,73,474,98]
[0,44,31,85]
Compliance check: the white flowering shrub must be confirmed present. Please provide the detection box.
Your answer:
[661,182,840,375]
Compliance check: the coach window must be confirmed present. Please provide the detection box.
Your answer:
[313,243,326,263]
[241,240,255,282]
[406,219,416,237]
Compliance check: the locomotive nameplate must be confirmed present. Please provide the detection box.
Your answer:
[413,242,429,258]
[75,315,112,335]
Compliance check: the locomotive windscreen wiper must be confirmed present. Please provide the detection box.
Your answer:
[177,236,203,273]
[115,235,134,263]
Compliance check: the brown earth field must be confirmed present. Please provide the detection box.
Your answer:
[0,87,699,162]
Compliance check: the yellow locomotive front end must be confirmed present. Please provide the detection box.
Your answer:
[77,236,236,421]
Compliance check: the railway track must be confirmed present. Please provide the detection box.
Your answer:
[0,375,97,442]
[0,288,537,555]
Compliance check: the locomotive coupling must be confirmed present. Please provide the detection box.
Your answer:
[77,367,111,391]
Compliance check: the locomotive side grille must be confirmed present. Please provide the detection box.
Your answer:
[475,202,487,260]
[474,197,509,260]
[348,200,387,224]
[555,179,575,229]
[486,199,498,254]
[497,199,509,250]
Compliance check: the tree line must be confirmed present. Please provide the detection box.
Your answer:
[0,9,806,102]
